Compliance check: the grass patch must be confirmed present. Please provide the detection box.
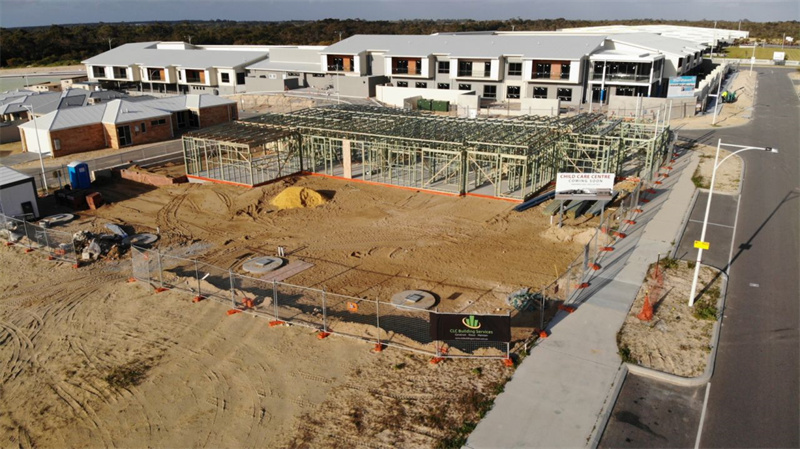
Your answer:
[658,257,680,270]
[692,166,709,189]
[434,378,510,449]
[693,286,720,321]
[105,357,158,389]
[722,47,800,61]
[616,331,636,363]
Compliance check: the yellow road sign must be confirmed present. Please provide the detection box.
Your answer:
[694,240,710,250]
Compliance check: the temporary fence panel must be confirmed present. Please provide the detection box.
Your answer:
[131,246,153,284]
[324,292,382,343]
[274,282,326,330]
[45,228,78,263]
[160,253,201,294]
[195,261,234,305]
[377,303,436,355]
[232,273,275,317]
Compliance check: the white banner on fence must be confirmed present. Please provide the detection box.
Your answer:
[555,173,614,200]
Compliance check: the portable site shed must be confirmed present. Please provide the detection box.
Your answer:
[0,165,39,219]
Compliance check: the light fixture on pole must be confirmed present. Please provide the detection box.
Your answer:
[688,139,778,306]
[21,104,49,192]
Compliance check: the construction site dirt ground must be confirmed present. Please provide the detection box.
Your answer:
[0,173,602,448]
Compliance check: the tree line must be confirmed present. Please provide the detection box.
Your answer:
[1,19,797,68]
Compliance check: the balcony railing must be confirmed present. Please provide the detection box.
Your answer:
[532,72,551,79]
[393,68,421,75]
[591,73,651,82]
[457,70,490,78]
[327,64,355,72]
[185,77,202,83]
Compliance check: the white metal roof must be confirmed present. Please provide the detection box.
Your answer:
[322,34,605,60]
[0,165,33,187]
[246,61,325,73]
[101,100,171,124]
[82,42,270,69]
[608,33,705,55]
[560,25,748,46]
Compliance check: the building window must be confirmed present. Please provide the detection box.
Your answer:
[483,85,497,99]
[506,85,521,99]
[533,87,548,98]
[53,139,61,151]
[557,88,572,102]
[268,74,277,79]
[221,73,230,83]
[141,122,147,133]
[616,86,636,96]
[457,61,472,77]
[112,66,128,79]
[560,63,571,79]
[534,63,551,79]
[508,62,522,76]
[484,62,491,77]
[178,71,182,80]
[151,118,166,126]
[438,83,450,89]
[185,69,204,83]
[92,66,105,78]
[438,61,450,74]
[312,73,326,77]
[458,83,472,91]
[397,81,408,87]
[415,82,427,88]
[287,72,300,77]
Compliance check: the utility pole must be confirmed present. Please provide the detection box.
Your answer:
[108,38,113,50]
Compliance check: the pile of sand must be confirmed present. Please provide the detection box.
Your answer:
[271,186,328,210]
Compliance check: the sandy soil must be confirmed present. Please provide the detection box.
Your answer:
[618,260,721,377]
[670,70,757,130]
[691,144,743,194]
[0,173,588,448]
[129,161,186,179]
[0,243,511,448]
[0,141,24,158]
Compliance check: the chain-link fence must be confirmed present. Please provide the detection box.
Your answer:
[0,213,78,264]
[129,245,508,359]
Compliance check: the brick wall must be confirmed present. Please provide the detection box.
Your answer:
[49,123,107,157]
[104,117,173,149]
[196,104,236,128]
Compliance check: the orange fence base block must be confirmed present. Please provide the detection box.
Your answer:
[317,331,331,340]
[4,242,13,246]
[600,246,615,252]
[662,173,670,178]
[558,304,577,313]
[654,181,663,185]
[624,220,637,225]
[269,320,286,327]
[577,282,590,289]
[192,296,204,303]
[25,248,34,253]
[72,263,80,269]
[154,287,169,293]
[47,255,55,261]
[127,277,137,283]
[503,358,514,367]
[226,309,242,316]
[641,198,651,203]
[429,357,444,365]
[538,330,549,339]
[634,208,644,213]
[373,343,384,353]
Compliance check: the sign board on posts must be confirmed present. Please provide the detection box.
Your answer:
[429,313,511,342]
[555,172,614,200]
[667,76,697,98]
[773,51,786,61]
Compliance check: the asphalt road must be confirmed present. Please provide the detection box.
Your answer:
[675,192,738,271]
[678,67,800,448]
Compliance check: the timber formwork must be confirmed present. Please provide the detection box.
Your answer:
[182,105,670,200]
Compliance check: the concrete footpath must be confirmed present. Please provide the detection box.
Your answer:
[466,149,700,449]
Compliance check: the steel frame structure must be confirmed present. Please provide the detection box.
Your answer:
[182,105,670,199]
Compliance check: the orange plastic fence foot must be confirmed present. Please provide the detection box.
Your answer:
[654,181,663,185]
[641,198,651,203]
[624,220,637,225]
[192,296,204,303]
[538,329,549,339]
[25,248,34,253]
[430,357,444,364]
[558,304,577,313]
[662,173,670,178]
[614,232,628,239]
[154,287,169,293]
[646,188,657,194]
[269,320,285,327]
[589,263,601,271]
[577,282,590,289]
[47,255,55,260]
[226,309,242,316]
[72,263,81,269]
[317,331,330,340]
[600,246,615,252]
[4,242,13,246]
[127,277,137,283]
[670,159,677,163]
[503,357,514,367]
[373,343,384,352]
[634,208,644,213]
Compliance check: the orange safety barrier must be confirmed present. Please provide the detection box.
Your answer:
[226,309,242,316]
[317,331,330,340]
[636,294,654,321]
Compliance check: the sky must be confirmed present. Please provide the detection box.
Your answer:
[1,0,798,28]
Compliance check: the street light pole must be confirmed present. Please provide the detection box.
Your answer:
[688,139,778,306]
[22,104,48,192]
[711,72,723,125]
[750,41,757,73]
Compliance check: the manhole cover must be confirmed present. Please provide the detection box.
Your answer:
[390,290,437,310]
[40,213,75,226]
[127,233,159,246]
[242,256,285,274]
